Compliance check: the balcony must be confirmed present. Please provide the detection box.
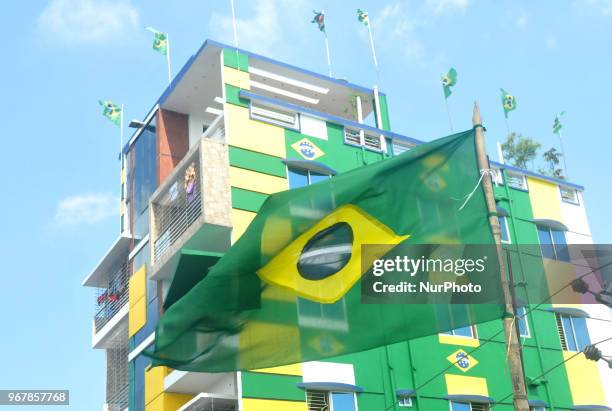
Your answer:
[94,262,129,333]
[149,115,232,280]
[166,370,238,411]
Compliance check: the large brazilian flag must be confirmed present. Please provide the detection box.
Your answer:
[146,129,504,372]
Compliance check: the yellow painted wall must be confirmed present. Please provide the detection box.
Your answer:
[242,398,307,411]
[444,374,489,396]
[128,265,147,337]
[527,177,563,221]
[145,392,193,411]
[231,208,257,243]
[224,66,251,89]
[144,365,169,405]
[563,352,606,405]
[225,104,286,158]
[253,363,303,376]
[438,334,480,348]
[229,166,288,195]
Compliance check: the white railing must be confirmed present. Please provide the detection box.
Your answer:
[94,262,129,333]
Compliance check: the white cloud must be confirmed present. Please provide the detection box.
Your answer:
[545,34,558,49]
[580,0,612,16]
[375,3,425,63]
[426,0,470,14]
[209,0,307,56]
[54,193,117,227]
[516,12,529,28]
[37,0,139,45]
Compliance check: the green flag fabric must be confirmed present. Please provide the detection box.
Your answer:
[146,130,504,372]
[357,9,370,27]
[146,26,167,55]
[500,88,517,118]
[312,10,326,33]
[98,100,121,126]
[553,111,565,134]
[442,68,458,99]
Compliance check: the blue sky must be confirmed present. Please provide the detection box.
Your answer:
[1,0,611,409]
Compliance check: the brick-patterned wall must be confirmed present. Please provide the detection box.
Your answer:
[157,109,189,185]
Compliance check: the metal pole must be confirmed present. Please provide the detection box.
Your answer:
[166,33,172,84]
[229,0,239,47]
[367,23,380,87]
[558,130,569,179]
[324,33,332,77]
[473,102,530,411]
[444,98,454,132]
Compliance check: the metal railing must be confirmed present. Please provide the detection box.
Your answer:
[106,344,129,411]
[150,115,224,264]
[94,263,129,333]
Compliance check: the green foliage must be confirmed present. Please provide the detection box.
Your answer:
[539,147,565,180]
[501,132,541,170]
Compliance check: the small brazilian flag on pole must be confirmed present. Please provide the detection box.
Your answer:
[99,100,121,126]
[442,68,458,99]
[146,26,168,55]
[500,88,517,118]
[145,130,503,372]
[357,9,370,27]
[553,111,565,134]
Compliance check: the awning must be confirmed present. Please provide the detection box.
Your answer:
[396,389,416,397]
[282,158,337,175]
[532,218,568,231]
[573,406,612,411]
[529,400,548,408]
[444,395,495,404]
[296,382,363,393]
[544,307,590,318]
[163,249,223,310]
[82,232,132,287]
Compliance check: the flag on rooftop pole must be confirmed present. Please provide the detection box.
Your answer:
[357,9,380,86]
[99,100,122,126]
[441,68,457,131]
[500,88,516,134]
[146,26,172,83]
[312,10,332,77]
[145,130,505,372]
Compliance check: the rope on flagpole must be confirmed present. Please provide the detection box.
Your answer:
[456,168,499,211]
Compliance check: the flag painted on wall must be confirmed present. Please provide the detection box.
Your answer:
[145,130,503,372]
[146,26,168,55]
[98,100,121,126]
[442,68,458,99]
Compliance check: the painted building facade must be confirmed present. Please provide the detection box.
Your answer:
[82,40,612,411]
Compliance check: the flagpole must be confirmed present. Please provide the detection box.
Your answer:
[473,102,530,411]
[558,130,569,179]
[504,116,510,135]
[444,97,454,132]
[166,32,172,84]
[120,104,124,160]
[367,22,380,87]
[324,32,332,77]
[230,0,239,47]
[119,104,124,233]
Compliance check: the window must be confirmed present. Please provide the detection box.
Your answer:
[450,401,490,411]
[398,396,413,407]
[506,172,528,190]
[288,167,330,188]
[531,407,545,411]
[306,391,357,411]
[537,226,570,261]
[442,325,477,339]
[556,313,590,351]
[498,216,511,243]
[343,127,383,151]
[250,102,299,129]
[560,187,579,205]
[516,306,530,338]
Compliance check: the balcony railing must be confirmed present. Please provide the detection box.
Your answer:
[94,262,129,333]
[150,115,232,278]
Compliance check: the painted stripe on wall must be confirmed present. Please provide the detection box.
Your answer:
[229,146,287,177]
[231,187,268,212]
[563,352,606,405]
[253,363,303,376]
[438,334,480,348]
[242,398,307,411]
[444,374,489,396]
[230,166,288,195]
[527,177,563,221]
[231,208,257,243]
[226,104,286,158]
[224,66,251,89]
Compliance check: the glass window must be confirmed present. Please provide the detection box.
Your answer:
[506,172,527,190]
[287,167,330,189]
[250,103,299,129]
[516,306,530,338]
[560,187,579,204]
[330,392,357,411]
[398,396,413,407]
[132,114,158,238]
[442,325,476,338]
[498,216,510,243]
[558,314,590,351]
[537,226,569,262]
[450,402,471,411]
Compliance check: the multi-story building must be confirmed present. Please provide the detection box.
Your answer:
[83,39,612,411]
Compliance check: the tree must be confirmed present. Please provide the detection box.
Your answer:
[501,132,541,170]
[539,147,565,180]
